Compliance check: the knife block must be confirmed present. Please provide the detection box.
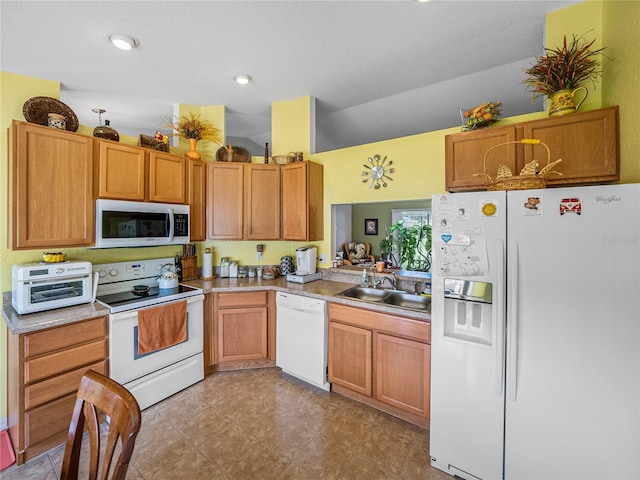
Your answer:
[180,256,197,281]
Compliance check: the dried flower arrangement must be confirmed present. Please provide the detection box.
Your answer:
[163,112,223,143]
[523,33,606,101]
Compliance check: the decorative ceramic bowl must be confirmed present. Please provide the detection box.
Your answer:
[42,251,67,263]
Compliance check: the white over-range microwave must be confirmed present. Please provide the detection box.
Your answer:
[94,199,190,248]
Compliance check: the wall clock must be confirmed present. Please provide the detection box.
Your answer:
[362,154,394,189]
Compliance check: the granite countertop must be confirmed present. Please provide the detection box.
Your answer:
[3,274,430,335]
[2,291,110,335]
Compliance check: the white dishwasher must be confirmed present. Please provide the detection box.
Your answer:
[276,291,330,391]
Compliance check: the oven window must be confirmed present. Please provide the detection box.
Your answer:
[102,211,169,238]
[31,281,84,304]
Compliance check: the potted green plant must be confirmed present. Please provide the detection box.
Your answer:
[389,219,432,272]
[379,226,395,266]
[523,33,606,117]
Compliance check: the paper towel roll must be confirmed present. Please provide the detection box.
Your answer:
[202,250,213,278]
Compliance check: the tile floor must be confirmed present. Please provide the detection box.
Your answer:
[2,368,451,479]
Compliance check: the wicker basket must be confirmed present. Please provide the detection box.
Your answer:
[216,145,251,163]
[272,155,294,165]
[180,256,197,281]
[475,139,562,191]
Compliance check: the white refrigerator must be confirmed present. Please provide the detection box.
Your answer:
[430,184,640,480]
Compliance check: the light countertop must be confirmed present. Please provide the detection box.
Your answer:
[3,275,430,335]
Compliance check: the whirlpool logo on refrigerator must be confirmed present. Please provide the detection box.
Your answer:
[595,195,622,204]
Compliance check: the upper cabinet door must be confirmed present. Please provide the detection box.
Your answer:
[98,141,146,201]
[187,159,206,241]
[11,121,95,249]
[281,161,324,241]
[521,106,619,185]
[148,151,186,204]
[244,164,281,240]
[207,163,244,240]
[445,126,519,192]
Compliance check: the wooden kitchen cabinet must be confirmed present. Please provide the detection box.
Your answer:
[244,163,281,240]
[328,321,372,396]
[10,120,95,249]
[187,158,206,241]
[213,291,275,369]
[218,306,267,362]
[281,161,324,241]
[148,151,186,203]
[207,163,281,240]
[375,332,430,418]
[206,162,244,239]
[445,125,519,192]
[521,106,619,185]
[98,141,146,200]
[328,302,431,427]
[7,316,108,465]
[445,106,619,192]
[98,141,186,203]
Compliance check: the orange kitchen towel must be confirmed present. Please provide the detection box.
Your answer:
[137,300,187,355]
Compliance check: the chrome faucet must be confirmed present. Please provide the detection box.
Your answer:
[380,272,398,290]
[371,267,383,288]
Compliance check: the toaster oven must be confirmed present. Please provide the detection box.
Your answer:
[12,261,96,314]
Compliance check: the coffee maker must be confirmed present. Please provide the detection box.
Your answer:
[295,246,317,275]
[287,246,321,284]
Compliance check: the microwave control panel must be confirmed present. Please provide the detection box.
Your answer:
[174,213,189,236]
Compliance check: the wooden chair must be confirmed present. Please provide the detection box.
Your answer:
[60,370,142,480]
[342,242,376,265]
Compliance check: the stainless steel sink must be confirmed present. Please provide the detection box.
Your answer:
[382,292,431,311]
[337,286,430,312]
[338,286,390,302]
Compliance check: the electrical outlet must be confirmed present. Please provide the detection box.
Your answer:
[318,253,327,263]
[256,252,263,261]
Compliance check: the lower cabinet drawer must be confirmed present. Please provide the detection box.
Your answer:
[24,360,107,410]
[24,339,107,384]
[217,291,268,308]
[24,317,107,358]
[25,393,76,448]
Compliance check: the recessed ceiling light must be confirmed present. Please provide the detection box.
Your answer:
[234,74,252,85]
[108,34,139,51]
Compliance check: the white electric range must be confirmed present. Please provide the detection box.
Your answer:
[94,257,204,410]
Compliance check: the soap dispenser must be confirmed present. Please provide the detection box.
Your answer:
[361,269,368,287]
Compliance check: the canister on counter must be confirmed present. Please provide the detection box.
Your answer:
[229,261,238,278]
[220,257,230,278]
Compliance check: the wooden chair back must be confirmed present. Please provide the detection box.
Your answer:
[60,370,142,480]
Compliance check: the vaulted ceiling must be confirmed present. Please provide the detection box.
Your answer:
[1,0,581,154]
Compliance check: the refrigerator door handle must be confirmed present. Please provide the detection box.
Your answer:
[494,239,506,397]
[507,239,519,401]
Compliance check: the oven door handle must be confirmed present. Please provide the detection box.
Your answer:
[167,207,175,242]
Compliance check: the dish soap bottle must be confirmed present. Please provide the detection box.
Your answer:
[361,268,368,287]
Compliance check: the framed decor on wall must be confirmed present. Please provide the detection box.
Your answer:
[365,218,378,235]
